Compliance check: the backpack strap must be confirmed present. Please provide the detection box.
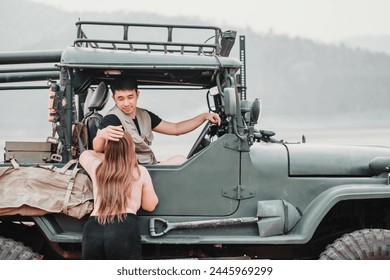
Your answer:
[61,163,80,215]
[0,166,13,177]
[0,158,19,177]
[56,159,78,174]
[10,158,19,170]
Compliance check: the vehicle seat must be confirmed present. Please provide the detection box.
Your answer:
[82,82,110,149]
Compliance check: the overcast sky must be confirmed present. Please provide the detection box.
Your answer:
[28,0,390,43]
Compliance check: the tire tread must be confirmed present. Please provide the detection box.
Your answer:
[0,236,42,260]
[319,229,390,260]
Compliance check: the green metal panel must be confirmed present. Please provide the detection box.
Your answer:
[236,142,390,244]
[286,143,390,176]
[140,134,240,217]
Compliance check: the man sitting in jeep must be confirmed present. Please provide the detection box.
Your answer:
[93,76,221,165]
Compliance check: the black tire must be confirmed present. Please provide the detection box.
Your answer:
[0,236,42,260]
[319,229,390,260]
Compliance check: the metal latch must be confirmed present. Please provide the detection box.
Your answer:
[223,138,250,152]
[222,185,255,200]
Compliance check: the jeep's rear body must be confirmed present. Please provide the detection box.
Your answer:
[1,21,390,260]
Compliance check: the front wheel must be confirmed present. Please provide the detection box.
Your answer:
[0,236,42,260]
[319,229,390,260]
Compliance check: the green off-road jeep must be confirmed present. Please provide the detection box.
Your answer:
[1,21,390,260]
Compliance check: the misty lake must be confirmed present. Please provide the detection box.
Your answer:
[1,126,390,164]
[153,125,390,160]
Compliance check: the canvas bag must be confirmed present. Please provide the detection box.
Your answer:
[0,159,93,219]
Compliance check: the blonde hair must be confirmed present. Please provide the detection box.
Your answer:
[95,132,140,224]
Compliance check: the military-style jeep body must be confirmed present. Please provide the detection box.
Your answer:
[1,21,390,260]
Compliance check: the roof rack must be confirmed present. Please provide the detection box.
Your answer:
[74,21,235,56]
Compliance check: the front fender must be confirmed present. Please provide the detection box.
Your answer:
[290,183,390,242]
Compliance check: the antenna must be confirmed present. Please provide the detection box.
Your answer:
[239,35,247,100]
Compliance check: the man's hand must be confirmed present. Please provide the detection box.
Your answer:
[205,112,221,126]
[153,112,221,136]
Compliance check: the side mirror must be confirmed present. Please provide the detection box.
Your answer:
[223,87,237,117]
[250,98,261,124]
[241,98,261,125]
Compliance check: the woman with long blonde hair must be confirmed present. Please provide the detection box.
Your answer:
[80,130,158,259]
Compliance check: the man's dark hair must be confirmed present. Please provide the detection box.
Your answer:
[110,75,138,93]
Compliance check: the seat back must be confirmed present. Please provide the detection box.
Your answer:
[82,82,110,149]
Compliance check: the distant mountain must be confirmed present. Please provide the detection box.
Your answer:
[0,0,208,52]
[0,0,72,51]
[339,35,390,55]
[242,30,390,128]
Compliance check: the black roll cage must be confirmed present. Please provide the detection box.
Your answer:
[0,21,244,164]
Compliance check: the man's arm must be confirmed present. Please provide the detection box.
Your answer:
[153,112,220,136]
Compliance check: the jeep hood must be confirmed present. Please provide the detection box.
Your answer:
[286,143,390,176]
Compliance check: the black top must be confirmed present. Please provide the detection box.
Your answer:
[99,109,162,134]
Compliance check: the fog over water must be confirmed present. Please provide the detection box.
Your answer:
[2,125,390,162]
[1,85,390,162]
[2,101,389,161]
